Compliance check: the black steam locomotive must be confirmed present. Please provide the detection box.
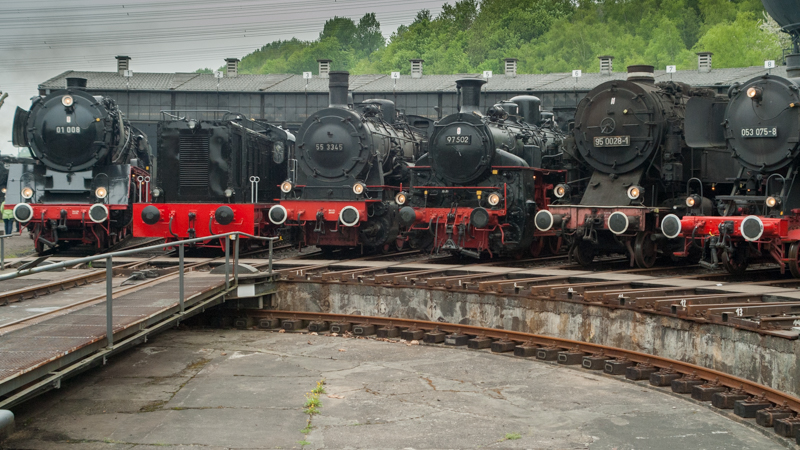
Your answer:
[537,66,738,268]
[133,112,293,247]
[660,0,800,275]
[7,77,152,253]
[269,71,427,252]
[399,78,567,258]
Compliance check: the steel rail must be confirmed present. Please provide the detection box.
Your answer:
[252,310,800,413]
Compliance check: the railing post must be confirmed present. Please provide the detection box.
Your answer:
[106,256,113,348]
[224,235,230,290]
[268,238,273,274]
[179,243,185,314]
[1,237,5,271]
[233,234,239,287]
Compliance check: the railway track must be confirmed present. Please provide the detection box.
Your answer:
[229,310,800,445]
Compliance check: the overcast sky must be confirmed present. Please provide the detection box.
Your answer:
[0,0,451,155]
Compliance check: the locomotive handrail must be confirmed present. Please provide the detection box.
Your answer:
[0,232,279,349]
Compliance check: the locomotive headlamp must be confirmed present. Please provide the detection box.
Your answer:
[152,187,162,198]
[61,95,74,107]
[746,87,762,101]
[685,194,701,208]
[395,192,407,205]
[280,181,293,193]
[554,184,570,199]
[94,186,108,199]
[1,187,6,194]
[487,193,501,206]
[627,185,642,200]
[187,120,198,130]
[353,182,366,195]
[21,187,34,199]
[766,196,781,208]
[224,188,233,198]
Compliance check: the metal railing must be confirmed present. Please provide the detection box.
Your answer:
[0,232,277,348]
[0,234,15,271]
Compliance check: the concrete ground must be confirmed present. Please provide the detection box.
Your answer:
[1,329,786,450]
[0,233,33,259]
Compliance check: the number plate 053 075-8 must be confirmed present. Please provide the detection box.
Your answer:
[593,136,630,147]
[740,127,777,138]
[445,135,471,145]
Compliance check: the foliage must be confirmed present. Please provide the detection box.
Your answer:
[228,0,785,76]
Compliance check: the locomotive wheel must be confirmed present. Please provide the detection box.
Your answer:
[721,244,749,276]
[572,242,595,266]
[634,231,658,269]
[530,237,546,258]
[788,242,800,279]
[547,236,563,255]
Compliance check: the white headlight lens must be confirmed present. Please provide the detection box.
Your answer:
[488,193,501,206]
[62,95,74,107]
[1,187,6,194]
[353,183,366,195]
[280,181,293,193]
[766,196,778,208]
[21,187,34,199]
[395,192,407,205]
[627,185,641,200]
[95,186,108,199]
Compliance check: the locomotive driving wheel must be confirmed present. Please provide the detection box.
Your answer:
[547,236,563,255]
[788,242,800,278]
[530,236,546,257]
[721,243,749,276]
[634,231,658,268]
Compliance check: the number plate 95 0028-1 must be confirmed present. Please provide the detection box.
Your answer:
[593,136,630,147]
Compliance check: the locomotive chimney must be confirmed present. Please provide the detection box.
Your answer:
[66,77,88,90]
[697,52,713,73]
[410,59,424,78]
[786,53,800,78]
[318,59,332,78]
[599,55,614,75]
[504,58,518,77]
[456,78,487,114]
[328,71,350,108]
[115,56,131,75]
[627,65,655,83]
[225,58,239,78]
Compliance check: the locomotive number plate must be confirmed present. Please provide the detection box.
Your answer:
[445,135,472,145]
[593,135,630,147]
[315,143,344,151]
[740,127,778,138]
[56,126,81,134]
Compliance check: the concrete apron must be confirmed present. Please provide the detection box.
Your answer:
[275,281,800,399]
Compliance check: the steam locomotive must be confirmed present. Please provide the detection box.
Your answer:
[535,65,738,268]
[661,0,800,275]
[268,71,427,253]
[6,77,152,253]
[133,112,293,248]
[399,78,567,258]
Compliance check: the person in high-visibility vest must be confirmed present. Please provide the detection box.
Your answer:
[1,200,14,235]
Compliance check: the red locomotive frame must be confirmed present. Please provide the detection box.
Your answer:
[275,200,371,247]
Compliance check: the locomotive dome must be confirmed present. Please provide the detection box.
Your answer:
[14,79,114,172]
[573,65,667,175]
[725,74,800,172]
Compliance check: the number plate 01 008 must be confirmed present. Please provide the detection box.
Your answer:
[445,135,471,145]
[740,127,778,138]
[593,136,630,147]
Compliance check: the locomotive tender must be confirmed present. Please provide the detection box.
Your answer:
[268,71,427,252]
[535,65,738,268]
[133,112,293,247]
[6,77,152,253]
[399,78,567,258]
[661,0,800,275]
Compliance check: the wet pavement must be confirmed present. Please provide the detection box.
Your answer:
[1,328,786,449]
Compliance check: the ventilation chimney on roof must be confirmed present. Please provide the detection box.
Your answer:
[599,55,614,75]
[697,52,713,73]
[504,58,518,77]
[116,56,131,75]
[318,59,332,78]
[410,59,424,78]
[225,58,240,78]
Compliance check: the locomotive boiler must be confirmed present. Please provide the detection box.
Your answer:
[399,78,567,258]
[133,113,293,247]
[660,0,800,275]
[6,77,152,253]
[268,71,426,252]
[535,65,737,268]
